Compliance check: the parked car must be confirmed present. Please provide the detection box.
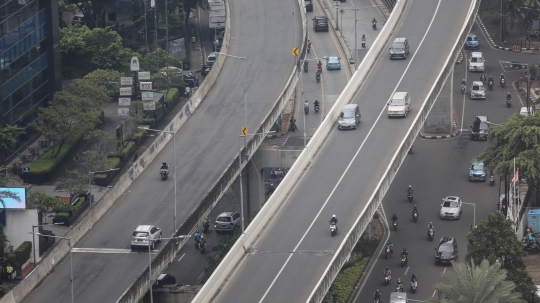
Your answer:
[520,106,534,116]
[469,160,486,181]
[465,33,480,49]
[131,225,162,250]
[153,274,176,288]
[201,64,212,78]
[470,115,489,140]
[435,237,458,264]
[215,211,240,233]
[313,16,329,32]
[207,52,218,65]
[304,0,313,12]
[440,196,462,219]
[325,55,341,70]
[183,74,199,88]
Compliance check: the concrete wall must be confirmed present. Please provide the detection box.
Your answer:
[142,285,201,303]
[253,146,303,169]
[4,210,39,264]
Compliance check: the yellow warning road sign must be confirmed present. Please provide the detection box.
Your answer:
[292,48,299,56]
[241,127,248,136]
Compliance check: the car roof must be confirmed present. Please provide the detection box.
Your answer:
[393,37,407,43]
[218,211,236,217]
[135,225,154,231]
[392,92,408,99]
[468,33,477,38]
[471,52,483,57]
[471,159,483,165]
[342,104,358,111]
[472,81,484,85]
[315,16,327,19]
[440,237,455,244]
[444,196,460,202]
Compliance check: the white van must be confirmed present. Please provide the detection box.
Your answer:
[469,52,485,72]
[390,292,407,303]
[387,92,411,117]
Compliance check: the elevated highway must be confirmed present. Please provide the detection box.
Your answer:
[195,0,479,301]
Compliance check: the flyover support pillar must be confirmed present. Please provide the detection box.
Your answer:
[423,66,454,134]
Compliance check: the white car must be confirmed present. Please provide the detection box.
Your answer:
[387,92,410,117]
[131,225,162,250]
[468,52,485,72]
[520,107,534,116]
[470,81,485,99]
[440,196,462,219]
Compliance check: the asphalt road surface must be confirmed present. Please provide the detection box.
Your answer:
[212,0,473,301]
[20,0,300,302]
[353,26,540,302]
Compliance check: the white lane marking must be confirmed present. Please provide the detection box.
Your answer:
[72,248,157,254]
[258,0,443,301]
[404,266,410,275]
[432,290,437,298]
[178,253,186,262]
[460,52,468,132]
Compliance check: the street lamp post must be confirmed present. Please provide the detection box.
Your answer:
[218,53,248,131]
[88,168,120,209]
[300,58,322,147]
[237,132,275,233]
[31,223,63,266]
[147,235,190,303]
[139,127,177,233]
[29,233,73,303]
[461,201,476,228]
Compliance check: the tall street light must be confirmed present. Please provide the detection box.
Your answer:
[299,58,322,147]
[31,223,64,267]
[218,53,248,132]
[139,127,177,233]
[461,201,476,228]
[333,5,379,70]
[237,132,274,233]
[146,235,190,303]
[88,168,120,209]
[29,233,73,303]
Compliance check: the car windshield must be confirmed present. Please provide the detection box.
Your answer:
[390,99,405,106]
[472,85,483,90]
[439,243,454,252]
[479,122,488,130]
[217,217,231,222]
[341,111,355,119]
[443,201,459,208]
[133,232,149,237]
[392,43,404,49]
[317,19,326,24]
[472,164,484,170]
[471,57,483,63]
[467,36,478,42]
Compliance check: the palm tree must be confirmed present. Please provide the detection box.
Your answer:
[429,259,524,303]
[0,124,25,156]
[0,167,22,208]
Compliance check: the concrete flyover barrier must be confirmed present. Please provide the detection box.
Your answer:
[1,4,234,303]
[307,0,480,302]
[191,0,408,302]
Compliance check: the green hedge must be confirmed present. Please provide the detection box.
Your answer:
[157,88,179,103]
[94,157,121,180]
[73,197,86,210]
[55,212,70,218]
[141,118,155,125]
[29,137,80,173]
[9,241,32,272]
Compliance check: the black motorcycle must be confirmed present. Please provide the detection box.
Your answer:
[316,70,321,83]
[372,21,377,30]
[304,61,308,73]
[489,175,495,186]
[412,211,418,223]
[314,101,320,113]
[304,103,309,114]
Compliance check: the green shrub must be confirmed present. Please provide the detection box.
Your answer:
[95,157,121,179]
[0,285,9,296]
[13,241,32,270]
[7,253,15,267]
[55,201,72,213]
[133,127,148,140]
[121,141,136,154]
[158,88,179,103]
[73,197,86,210]
[55,212,70,218]
[29,137,80,173]
[141,118,155,125]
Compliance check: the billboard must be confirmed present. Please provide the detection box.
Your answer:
[0,187,27,209]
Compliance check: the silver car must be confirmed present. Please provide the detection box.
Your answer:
[215,212,241,233]
[337,104,361,130]
[131,225,162,250]
[470,81,485,99]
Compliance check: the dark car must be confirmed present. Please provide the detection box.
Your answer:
[470,116,489,140]
[153,274,176,288]
[201,64,212,78]
[304,0,313,12]
[435,237,458,264]
[313,16,329,32]
[183,74,199,88]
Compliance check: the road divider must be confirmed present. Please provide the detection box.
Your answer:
[191,0,408,301]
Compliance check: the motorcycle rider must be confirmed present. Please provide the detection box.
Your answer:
[317,60,323,72]
[500,73,506,81]
[396,278,404,292]
[160,162,169,175]
[407,185,414,195]
[194,230,201,246]
[361,34,366,47]
[373,289,381,301]
[198,235,206,250]
[384,267,391,277]
[480,72,486,83]
[506,92,512,101]
[488,75,494,85]
[411,273,418,283]
[304,100,310,110]
[372,18,377,26]
[203,217,210,231]
[461,79,467,87]
[314,99,320,110]
[330,214,338,232]
[307,39,312,52]
[391,214,398,225]
[401,248,408,262]
[427,222,435,236]
[412,205,419,215]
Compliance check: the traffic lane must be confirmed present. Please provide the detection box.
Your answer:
[214,0,469,300]
[166,191,239,285]
[356,136,497,302]
[21,252,149,303]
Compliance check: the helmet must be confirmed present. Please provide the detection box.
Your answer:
[408,185,412,188]
[163,162,167,165]
[332,214,336,218]
[196,230,199,233]
[270,183,274,186]
[463,79,465,81]
[429,222,432,225]
[397,278,401,282]
[414,205,417,207]
[386,267,389,271]
[376,290,380,292]
[200,235,204,239]
[412,273,416,276]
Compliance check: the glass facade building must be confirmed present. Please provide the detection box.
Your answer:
[0,0,60,161]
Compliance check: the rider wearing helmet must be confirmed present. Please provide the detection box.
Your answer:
[384,267,391,276]
[373,289,381,300]
[407,185,414,195]
[396,278,403,291]
[411,273,418,283]
[160,162,169,175]
[391,214,398,223]
[412,205,419,215]
[461,79,467,86]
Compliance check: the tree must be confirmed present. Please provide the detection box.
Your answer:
[55,171,87,199]
[84,130,118,157]
[0,124,25,157]
[83,69,124,98]
[0,167,21,208]
[477,113,540,184]
[63,79,110,106]
[27,191,62,218]
[140,49,182,73]
[466,212,539,302]
[65,0,116,28]
[60,25,134,78]
[429,259,524,303]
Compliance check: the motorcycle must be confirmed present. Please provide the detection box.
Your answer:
[372,21,377,30]
[304,103,309,114]
[203,222,210,233]
[506,97,512,108]
[395,284,404,292]
[407,193,413,203]
[489,175,495,186]
[384,273,391,286]
[411,280,418,293]
[307,45,311,53]
[461,84,466,94]
[198,241,206,253]
[412,211,418,223]
[385,247,392,259]
[330,223,338,236]
[373,299,381,303]
[401,255,408,267]
[314,102,320,113]
[488,80,494,91]
[480,75,486,84]
[393,221,398,231]
[304,61,308,73]
[428,228,434,241]
[160,169,169,181]
[361,40,366,48]
[500,78,506,88]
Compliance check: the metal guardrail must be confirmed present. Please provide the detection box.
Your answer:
[307,0,480,301]
[382,0,396,10]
